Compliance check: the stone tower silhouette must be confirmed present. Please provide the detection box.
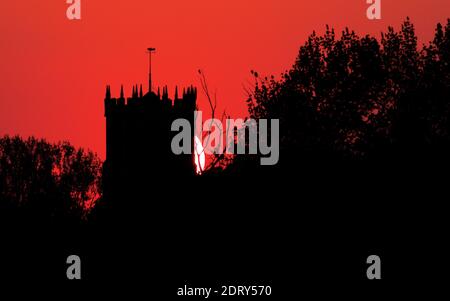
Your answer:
[102,84,197,203]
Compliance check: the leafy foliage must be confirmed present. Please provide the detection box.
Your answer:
[244,19,450,169]
[0,136,102,222]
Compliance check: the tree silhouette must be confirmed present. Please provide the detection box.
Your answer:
[233,18,450,174]
[0,135,102,224]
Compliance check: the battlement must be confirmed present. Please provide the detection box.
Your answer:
[104,84,197,117]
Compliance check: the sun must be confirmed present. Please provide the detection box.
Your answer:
[194,136,205,174]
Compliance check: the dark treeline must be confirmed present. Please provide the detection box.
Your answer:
[0,136,102,224]
[1,19,450,220]
[227,18,450,174]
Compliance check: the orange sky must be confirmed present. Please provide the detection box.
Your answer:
[1,0,449,158]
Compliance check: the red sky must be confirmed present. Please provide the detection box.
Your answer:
[1,0,449,158]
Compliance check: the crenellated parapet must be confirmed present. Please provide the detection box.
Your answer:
[104,84,197,118]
